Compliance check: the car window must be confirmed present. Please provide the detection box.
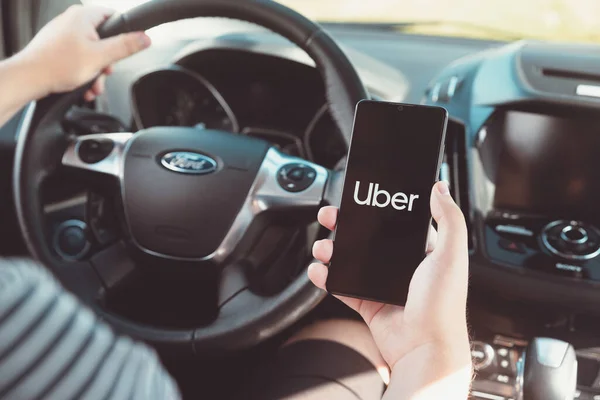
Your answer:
[83,0,600,44]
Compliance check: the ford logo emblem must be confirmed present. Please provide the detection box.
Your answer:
[160,152,217,175]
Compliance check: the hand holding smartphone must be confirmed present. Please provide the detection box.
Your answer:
[308,101,470,398]
[326,100,448,305]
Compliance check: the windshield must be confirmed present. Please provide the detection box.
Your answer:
[84,0,600,44]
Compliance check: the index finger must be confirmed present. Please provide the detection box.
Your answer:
[317,206,338,231]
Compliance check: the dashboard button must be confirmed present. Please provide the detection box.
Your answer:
[498,238,526,254]
[472,341,495,370]
[493,374,513,385]
[53,220,91,261]
[497,348,509,357]
[78,139,114,164]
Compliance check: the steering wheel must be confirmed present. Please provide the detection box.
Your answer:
[13,0,367,356]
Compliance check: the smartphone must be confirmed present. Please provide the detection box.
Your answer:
[327,100,448,305]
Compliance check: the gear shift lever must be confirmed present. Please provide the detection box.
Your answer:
[518,337,578,400]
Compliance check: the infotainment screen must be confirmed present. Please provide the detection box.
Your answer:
[493,111,600,220]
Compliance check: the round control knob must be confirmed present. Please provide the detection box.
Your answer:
[53,220,91,261]
[471,341,495,370]
[541,220,600,261]
[560,225,588,245]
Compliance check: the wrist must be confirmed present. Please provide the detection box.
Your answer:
[10,51,54,100]
[385,339,472,400]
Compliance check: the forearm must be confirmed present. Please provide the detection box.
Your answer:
[0,54,50,126]
[0,259,181,399]
[383,341,472,400]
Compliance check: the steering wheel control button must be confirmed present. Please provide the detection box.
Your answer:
[77,139,114,164]
[288,167,305,181]
[542,220,600,260]
[471,341,495,370]
[53,220,91,261]
[278,163,317,193]
[498,238,526,254]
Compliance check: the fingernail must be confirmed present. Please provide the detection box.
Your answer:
[437,181,450,196]
[138,33,151,48]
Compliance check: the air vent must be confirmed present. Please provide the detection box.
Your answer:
[519,42,600,99]
[442,120,474,250]
[429,75,463,103]
[541,68,600,83]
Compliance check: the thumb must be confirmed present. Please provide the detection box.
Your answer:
[95,32,151,66]
[429,181,469,275]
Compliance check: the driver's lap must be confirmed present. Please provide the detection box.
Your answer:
[0,259,386,400]
[242,339,385,400]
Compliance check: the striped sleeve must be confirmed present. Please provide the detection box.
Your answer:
[0,258,181,400]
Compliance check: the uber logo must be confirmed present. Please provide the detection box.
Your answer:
[353,181,419,211]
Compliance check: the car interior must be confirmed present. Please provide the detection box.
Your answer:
[2,0,600,399]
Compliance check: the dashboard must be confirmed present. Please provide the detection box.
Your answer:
[412,38,600,319]
[3,20,600,319]
[89,32,600,318]
[130,49,349,168]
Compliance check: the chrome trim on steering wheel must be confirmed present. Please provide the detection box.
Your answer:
[208,147,328,263]
[62,132,133,177]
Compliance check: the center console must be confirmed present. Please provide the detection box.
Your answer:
[422,39,600,400]
[471,335,600,400]
[468,109,600,399]
[474,110,600,283]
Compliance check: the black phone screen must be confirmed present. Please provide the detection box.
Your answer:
[327,101,447,305]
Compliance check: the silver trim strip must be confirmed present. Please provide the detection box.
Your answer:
[14,102,37,141]
[207,148,327,263]
[431,82,442,102]
[44,194,87,214]
[447,75,460,98]
[576,84,600,98]
[496,224,534,237]
[471,391,506,400]
[62,132,134,177]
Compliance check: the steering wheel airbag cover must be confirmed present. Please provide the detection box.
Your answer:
[123,127,269,258]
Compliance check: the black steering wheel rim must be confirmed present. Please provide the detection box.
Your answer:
[13,0,367,357]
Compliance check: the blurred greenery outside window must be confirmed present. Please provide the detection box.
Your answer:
[83,0,600,44]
